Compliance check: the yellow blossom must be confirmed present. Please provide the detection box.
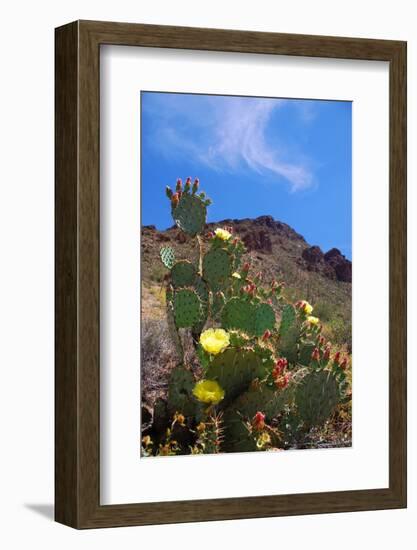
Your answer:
[256,432,271,449]
[232,272,241,279]
[200,328,230,355]
[307,315,319,325]
[300,300,313,314]
[192,380,225,404]
[214,228,232,241]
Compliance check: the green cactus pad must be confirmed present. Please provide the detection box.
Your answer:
[172,193,207,237]
[211,291,226,320]
[298,341,316,366]
[191,277,209,333]
[221,385,290,452]
[167,365,196,417]
[229,385,290,421]
[202,247,232,290]
[166,299,183,361]
[295,370,339,428]
[254,303,276,336]
[206,348,268,404]
[279,304,296,336]
[221,297,254,334]
[173,288,202,328]
[279,323,300,364]
[159,246,175,269]
[171,260,197,288]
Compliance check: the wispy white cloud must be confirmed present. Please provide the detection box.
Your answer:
[142,94,314,192]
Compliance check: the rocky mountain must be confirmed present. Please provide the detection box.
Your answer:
[141,215,352,350]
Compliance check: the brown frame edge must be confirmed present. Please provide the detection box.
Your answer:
[55,20,407,529]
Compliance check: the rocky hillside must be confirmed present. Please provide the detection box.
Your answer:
[141,215,352,350]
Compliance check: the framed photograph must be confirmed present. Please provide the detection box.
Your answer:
[55,20,406,528]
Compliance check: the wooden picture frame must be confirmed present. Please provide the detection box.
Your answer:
[55,20,407,529]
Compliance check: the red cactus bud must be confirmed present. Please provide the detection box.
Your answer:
[275,372,291,389]
[333,351,341,364]
[172,192,180,207]
[311,347,320,361]
[232,237,238,246]
[192,178,199,193]
[242,262,250,272]
[323,346,331,361]
[273,358,287,378]
[184,177,191,191]
[252,411,266,430]
[262,330,272,341]
[207,231,215,239]
[340,357,348,370]
[165,186,173,199]
[186,177,191,184]
[176,178,182,191]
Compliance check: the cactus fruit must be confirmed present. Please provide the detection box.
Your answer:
[159,246,175,269]
[202,247,232,290]
[295,370,339,428]
[173,288,202,328]
[172,192,207,237]
[171,260,197,288]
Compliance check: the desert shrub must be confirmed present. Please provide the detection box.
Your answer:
[149,264,167,283]
[325,317,352,352]
[313,301,333,322]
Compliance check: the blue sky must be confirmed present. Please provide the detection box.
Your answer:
[141,92,352,259]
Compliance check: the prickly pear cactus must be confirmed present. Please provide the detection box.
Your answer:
[205,347,269,404]
[143,178,351,457]
[295,370,339,428]
[167,365,196,417]
[159,246,175,269]
[173,288,202,328]
[221,298,275,337]
[279,304,296,336]
[221,297,254,334]
[172,193,207,237]
[193,415,224,454]
[254,303,276,337]
[171,260,197,288]
[298,341,316,366]
[166,299,183,361]
[202,247,232,290]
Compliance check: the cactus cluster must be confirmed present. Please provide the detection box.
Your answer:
[141,178,352,456]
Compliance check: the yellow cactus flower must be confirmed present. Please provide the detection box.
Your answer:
[256,431,271,449]
[192,380,225,404]
[307,315,319,325]
[200,328,230,355]
[214,228,232,241]
[297,300,313,314]
[232,272,241,279]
